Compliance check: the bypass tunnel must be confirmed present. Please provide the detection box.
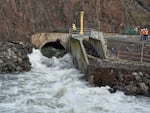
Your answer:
[40,39,67,58]
[31,33,69,58]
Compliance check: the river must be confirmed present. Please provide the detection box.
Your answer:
[0,49,150,113]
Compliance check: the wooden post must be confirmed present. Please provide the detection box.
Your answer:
[140,42,144,63]
[117,50,120,59]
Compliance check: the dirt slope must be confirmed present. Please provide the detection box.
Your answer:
[0,0,149,41]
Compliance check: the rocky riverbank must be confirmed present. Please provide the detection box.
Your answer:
[88,58,150,97]
[0,41,33,74]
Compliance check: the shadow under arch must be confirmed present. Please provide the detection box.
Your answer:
[40,39,67,58]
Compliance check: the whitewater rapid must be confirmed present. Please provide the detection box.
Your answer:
[0,49,150,113]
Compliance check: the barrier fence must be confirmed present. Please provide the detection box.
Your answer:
[117,42,150,63]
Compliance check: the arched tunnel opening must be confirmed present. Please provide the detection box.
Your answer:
[40,39,67,58]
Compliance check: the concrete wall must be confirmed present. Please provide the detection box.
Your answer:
[89,37,106,58]
[91,31,108,58]
[31,33,69,49]
[70,37,89,73]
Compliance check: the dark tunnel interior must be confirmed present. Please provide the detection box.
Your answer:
[40,40,67,58]
[42,39,65,50]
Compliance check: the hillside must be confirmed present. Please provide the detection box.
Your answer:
[0,0,149,42]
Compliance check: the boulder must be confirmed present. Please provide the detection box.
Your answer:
[0,41,33,73]
[124,84,140,96]
[138,82,149,96]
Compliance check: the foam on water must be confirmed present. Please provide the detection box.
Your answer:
[0,48,150,113]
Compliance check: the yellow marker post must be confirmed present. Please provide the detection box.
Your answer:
[79,11,84,35]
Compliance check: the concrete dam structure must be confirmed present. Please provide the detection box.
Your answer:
[68,29,150,96]
[69,29,107,74]
[31,10,150,96]
[31,29,108,75]
[31,29,150,96]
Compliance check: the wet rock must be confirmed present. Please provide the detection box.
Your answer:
[138,72,144,77]
[116,73,124,82]
[124,74,135,82]
[16,66,23,72]
[108,88,116,93]
[124,84,140,96]
[134,74,142,82]
[132,72,138,76]
[145,73,150,79]
[113,84,124,92]
[142,77,150,86]
[138,82,149,96]
[0,41,33,73]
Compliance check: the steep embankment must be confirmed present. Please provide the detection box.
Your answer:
[123,0,150,26]
[0,0,149,41]
[136,0,150,12]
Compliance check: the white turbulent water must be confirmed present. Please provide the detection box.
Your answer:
[0,49,150,113]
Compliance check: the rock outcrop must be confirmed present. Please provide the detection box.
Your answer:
[0,41,33,73]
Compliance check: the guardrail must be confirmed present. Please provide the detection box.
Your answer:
[69,28,96,36]
[118,50,150,63]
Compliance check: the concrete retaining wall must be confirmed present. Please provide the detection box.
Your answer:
[91,31,108,58]
[89,37,106,58]
[70,37,89,73]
